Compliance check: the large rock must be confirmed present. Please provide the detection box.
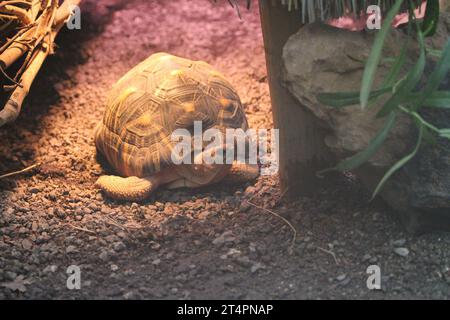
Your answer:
[281,21,450,233]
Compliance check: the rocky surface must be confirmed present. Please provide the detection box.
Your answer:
[0,0,449,299]
[282,22,450,233]
[427,12,450,49]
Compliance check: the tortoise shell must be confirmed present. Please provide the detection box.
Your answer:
[95,53,248,181]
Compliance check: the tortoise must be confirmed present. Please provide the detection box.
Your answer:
[94,53,259,201]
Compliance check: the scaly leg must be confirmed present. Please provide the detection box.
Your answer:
[95,175,160,202]
[221,161,259,184]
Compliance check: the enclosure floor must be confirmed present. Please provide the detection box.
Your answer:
[0,0,449,299]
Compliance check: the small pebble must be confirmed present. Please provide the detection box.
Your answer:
[393,239,406,247]
[22,239,33,250]
[336,274,347,282]
[66,245,77,253]
[394,247,409,257]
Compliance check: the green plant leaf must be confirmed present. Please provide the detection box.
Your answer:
[317,87,392,108]
[399,105,440,133]
[414,39,450,110]
[382,41,408,88]
[439,129,450,139]
[420,91,450,108]
[371,123,425,200]
[382,22,412,89]
[360,0,404,109]
[422,125,438,145]
[422,0,440,37]
[376,29,426,118]
[403,92,450,108]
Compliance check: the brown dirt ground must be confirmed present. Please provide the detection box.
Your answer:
[0,0,449,299]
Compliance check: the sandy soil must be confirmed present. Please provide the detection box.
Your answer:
[0,0,449,299]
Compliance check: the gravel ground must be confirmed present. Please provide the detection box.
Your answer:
[0,0,449,300]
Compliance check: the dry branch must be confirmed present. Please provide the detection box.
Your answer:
[247,200,297,254]
[0,0,80,127]
[0,162,39,179]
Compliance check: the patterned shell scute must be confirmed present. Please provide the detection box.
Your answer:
[95,53,248,178]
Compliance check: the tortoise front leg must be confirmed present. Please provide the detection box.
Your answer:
[95,175,161,202]
[95,168,181,201]
[222,161,259,184]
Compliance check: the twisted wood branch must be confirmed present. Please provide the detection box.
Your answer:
[0,0,80,127]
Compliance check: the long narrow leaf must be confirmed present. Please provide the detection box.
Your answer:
[371,123,425,200]
[381,22,412,88]
[360,0,404,109]
[422,0,440,37]
[317,87,392,108]
[440,129,450,139]
[376,29,426,118]
[382,43,408,88]
[414,39,450,110]
[417,91,450,108]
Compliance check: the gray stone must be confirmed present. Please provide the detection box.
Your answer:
[21,239,33,250]
[212,231,235,245]
[5,271,17,281]
[110,264,119,271]
[336,274,347,282]
[43,265,58,273]
[251,262,265,273]
[66,245,77,254]
[99,250,109,261]
[113,241,126,252]
[393,239,406,247]
[394,247,410,257]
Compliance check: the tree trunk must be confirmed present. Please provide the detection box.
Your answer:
[259,1,334,198]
